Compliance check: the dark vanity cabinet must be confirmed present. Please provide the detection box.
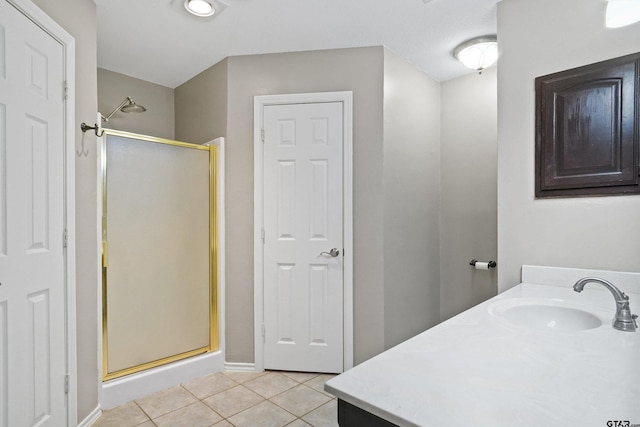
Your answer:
[338,399,399,427]
[535,52,640,197]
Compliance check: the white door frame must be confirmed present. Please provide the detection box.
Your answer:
[254,91,353,372]
[5,0,77,424]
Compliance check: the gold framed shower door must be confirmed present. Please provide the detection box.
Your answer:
[101,129,219,381]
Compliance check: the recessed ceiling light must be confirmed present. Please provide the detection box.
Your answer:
[184,0,215,17]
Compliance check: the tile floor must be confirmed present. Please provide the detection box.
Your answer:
[94,371,339,427]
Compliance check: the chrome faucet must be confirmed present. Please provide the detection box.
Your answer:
[573,277,638,332]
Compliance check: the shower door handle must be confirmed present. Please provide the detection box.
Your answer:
[320,248,340,257]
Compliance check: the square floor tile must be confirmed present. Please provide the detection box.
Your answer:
[93,401,149,427]
[228,401,296,427]
[182,372,238,399]
[301,399,339,427]
[243,372,298,399]
[280,371,319,383]
[153,401,223,427]
[135,385,198,419]
[270,385,332,417]
[285,420,312,427]
[203,385,265,418]
[304,374,337,397]
[223,370,267,384]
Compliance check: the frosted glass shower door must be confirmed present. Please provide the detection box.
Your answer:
[102,131,217,380]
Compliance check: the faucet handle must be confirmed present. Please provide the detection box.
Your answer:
[633,314,638,328]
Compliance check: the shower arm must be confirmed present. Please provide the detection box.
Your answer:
[81,96,144,137]
[101,97,134,122]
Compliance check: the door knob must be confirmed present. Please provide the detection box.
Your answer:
[320,248,340,257]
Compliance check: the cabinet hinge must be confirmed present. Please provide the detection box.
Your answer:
[63,229,68,248]
[261,129,265,143]
[64,374,70,394]
[261,324,266,343]
[63,81,68,100]
[261,227,265,244]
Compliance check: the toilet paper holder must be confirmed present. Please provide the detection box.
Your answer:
[469,259,497,269]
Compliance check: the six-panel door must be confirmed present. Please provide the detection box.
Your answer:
[262,102,344,373]
[0,2,68,425]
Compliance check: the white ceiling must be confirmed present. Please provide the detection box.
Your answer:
[95,0,498,89]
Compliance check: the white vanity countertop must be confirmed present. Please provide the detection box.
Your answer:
[325,280,640,427]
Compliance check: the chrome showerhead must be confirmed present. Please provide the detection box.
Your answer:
[121,98,147,114]
[101,96,147,121]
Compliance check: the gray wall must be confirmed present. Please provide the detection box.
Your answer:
[177,47,387,364]
[382,50,442,348]
[97,68,175,139]
[176,46,456,363]
[497,0,640,291]
[31,0,99,421]
[440,68,497,320]
[174,58,228,144]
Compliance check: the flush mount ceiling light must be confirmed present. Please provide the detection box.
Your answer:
[184,0,215,17]
[606,0,640,28]
[453,36,498,73]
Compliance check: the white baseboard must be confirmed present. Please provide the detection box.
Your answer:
[224,361,258,372]
[100,351,224,409]
[77,405,101,427]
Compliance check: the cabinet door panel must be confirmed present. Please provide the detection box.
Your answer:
[535,52,639,197]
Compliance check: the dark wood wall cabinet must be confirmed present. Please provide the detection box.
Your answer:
[535,52,640,197]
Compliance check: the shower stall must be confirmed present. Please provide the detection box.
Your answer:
[97,128,223,404]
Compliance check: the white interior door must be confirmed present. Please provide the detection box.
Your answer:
[262,101,344,373]
[0,2,68,426]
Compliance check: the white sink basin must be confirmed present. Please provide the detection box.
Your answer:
[489,299,602,332]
